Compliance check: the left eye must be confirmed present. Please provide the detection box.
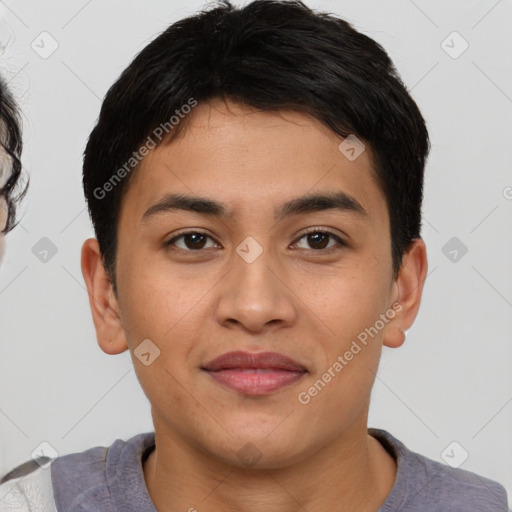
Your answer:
[294,230,343,250]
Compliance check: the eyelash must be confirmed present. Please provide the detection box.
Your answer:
[165,228,346,253]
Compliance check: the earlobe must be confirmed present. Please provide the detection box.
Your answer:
[80,238,128,355]
[382,314,408,349]
[383,239,428,349]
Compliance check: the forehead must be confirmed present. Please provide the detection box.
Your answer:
[120,100,387,227]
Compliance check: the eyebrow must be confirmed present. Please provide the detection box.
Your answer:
[142,191,368,222]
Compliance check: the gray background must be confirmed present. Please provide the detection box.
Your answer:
[0,0,511,502]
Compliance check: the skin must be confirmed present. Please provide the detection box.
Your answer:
[0,148,11,261]
[82,99,427,512]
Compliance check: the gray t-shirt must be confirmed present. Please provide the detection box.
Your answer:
[0,428,508,511]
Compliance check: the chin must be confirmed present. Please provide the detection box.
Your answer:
[201,422,310,469]
[214,441,307,471]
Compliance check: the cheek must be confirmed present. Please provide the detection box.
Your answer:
[298,260,389,405]
[303,260,388,343]
[120,278,203,411]
[118,265,213,393]
[118,259,210,338]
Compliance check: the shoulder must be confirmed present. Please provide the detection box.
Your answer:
[1,432,155,511]
[419,457,509,510]
[48,432,155,511]
[0,463,57,512]
[370,428,509,511]
[0,434,147,512]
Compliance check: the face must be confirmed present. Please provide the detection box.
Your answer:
[84,99,426,469]
[0,145,11,261]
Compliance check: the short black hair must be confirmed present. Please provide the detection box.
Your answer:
[0,75,25,233]
[83,0,430,286]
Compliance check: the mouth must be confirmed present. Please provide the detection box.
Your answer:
[202,351,308,396]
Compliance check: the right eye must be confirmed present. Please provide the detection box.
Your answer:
[165,231,220,251]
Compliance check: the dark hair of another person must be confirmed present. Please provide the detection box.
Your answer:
[0,75,25,233]
[82,0,430,290]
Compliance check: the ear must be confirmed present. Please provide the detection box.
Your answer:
[383,238,428,349]
[81,238,128,355]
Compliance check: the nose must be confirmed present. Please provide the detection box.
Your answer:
[214,244,297,333]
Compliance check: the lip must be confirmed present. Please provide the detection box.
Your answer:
[202,351,307,396]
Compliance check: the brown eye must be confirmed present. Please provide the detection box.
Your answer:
[294,230,344,251]
[306,232,329,249]
[167,232,218,251]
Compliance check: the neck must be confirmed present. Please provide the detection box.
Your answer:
[143,417,396,512]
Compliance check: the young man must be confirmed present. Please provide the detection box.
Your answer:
[0,0,508,510]
[0,75,25,262]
